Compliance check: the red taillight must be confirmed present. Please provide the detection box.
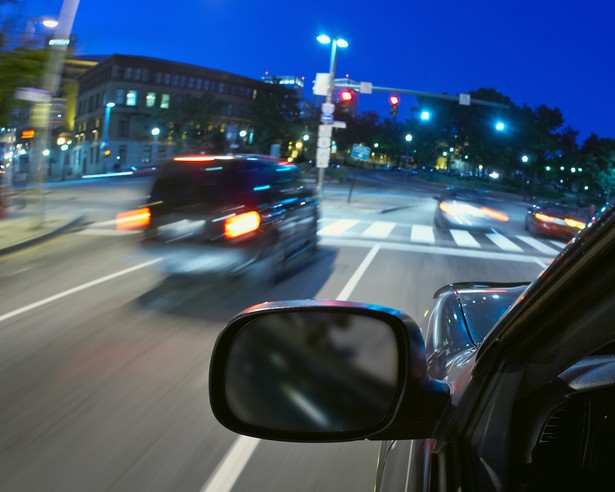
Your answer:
[116,208,151,231]
[224,211,261,239]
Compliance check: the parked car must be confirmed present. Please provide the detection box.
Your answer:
[209,200,615,490]
[433,187,509,230]
[525,201,589,239]
[120,154,319,281]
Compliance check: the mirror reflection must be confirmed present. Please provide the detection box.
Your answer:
[225,311,398,433]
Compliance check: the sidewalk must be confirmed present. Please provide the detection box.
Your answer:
[0,205,84,257]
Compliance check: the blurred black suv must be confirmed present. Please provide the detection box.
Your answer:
[137,155,319,280]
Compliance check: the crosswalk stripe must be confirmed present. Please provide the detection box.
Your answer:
[549,239,568,248]
[361,221,396,239]
[450,229,481,248]
[411,225,435,244]
[486,232,523,252]
[318,219,359,236]
[516,235,560,255]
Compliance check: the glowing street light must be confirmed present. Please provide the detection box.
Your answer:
[521,155,529,163]
[405,134,413,142]
[420,111,430,121]
[495,121,505,131]
[302,134,310,141]
[239,130,247,138]
[151,127,160,165]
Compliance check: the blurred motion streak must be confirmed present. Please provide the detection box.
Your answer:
[224,211,261,239]
[116,208,151,231]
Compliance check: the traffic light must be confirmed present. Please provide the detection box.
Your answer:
[389,95,399,117]
[339,90,353,112]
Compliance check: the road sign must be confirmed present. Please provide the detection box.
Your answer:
[313,73,330,96]
[316,148,330,168]
[359,82,373,94]
[318,137,331,148]
[321,103,335,115]
[15,87,51,103]
[351,144,371,161]
[320,114,333,124]
[318,124,333,137]
[459,93,471,106]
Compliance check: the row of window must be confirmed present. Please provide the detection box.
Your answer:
[118,66,256,99]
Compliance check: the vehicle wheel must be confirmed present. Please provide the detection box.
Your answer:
[307,214,319,253]
[527,219,538,237]
[434,214,448,230]
[247,239,285,286]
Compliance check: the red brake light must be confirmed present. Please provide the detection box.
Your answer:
[116,208,151,230]
[224,211,261,239]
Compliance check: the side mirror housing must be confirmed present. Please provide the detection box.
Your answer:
[209,300,450,442]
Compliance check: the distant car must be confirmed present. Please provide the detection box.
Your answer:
[433,187,509,230]
[524,201,589,239]
[125,154,319,281]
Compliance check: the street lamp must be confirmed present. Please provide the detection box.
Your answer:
[405,134,413,142]
[495,121,505,131]
[101,101,115,172]
[151,127,160,166]
[316,33,348,192]
[521,155,529,163]
[420,111,430,121]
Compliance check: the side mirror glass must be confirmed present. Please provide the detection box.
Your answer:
[225,311,398,433]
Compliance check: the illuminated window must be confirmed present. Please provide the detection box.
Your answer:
[146,92,156,108]
[126,90,138,106]
[160,94,170,109]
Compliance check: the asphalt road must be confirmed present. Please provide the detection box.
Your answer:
[0,175,553,491]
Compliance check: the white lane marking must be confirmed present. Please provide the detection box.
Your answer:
[318,219,359,236]
[549,239,567,248]
[361,221,395,239]
[337,244,381,301]
[200,436,260,492]
[516,235,560,255]
[0,259,161,324]
[76,229,139,236]
[319,237,554,264]
[450,229,481,248]
[486,232,523,252]
[410,225,435,244]
[404,440,415,492]
[200,244,382,492]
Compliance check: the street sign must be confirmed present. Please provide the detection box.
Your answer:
[316,148,330,168]
[351,144,371,161]
[318,137,331,148]
[318,124,333,137]
[15,87,51,103]
[321,102,335,115]
[313,73,330,96]
[459,93,471,106]
[320,114,334,124]
[359,82,373,94]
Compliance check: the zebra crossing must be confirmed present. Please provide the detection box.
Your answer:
[318,219,567,256]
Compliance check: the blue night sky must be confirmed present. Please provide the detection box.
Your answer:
[10,0,615,140]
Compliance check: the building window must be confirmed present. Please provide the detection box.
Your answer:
[123,67,133,80]
[116,89,125,104]
[172,74,179,86]
[119,120,129,137]
[146,92,156,108]
[179,75,186,87]
[118,145,127,164]
[155,72,162,84]
[160,93,170,109]
[95,145,100,164]
[134,68,142,82]
[158,145,166,158]
[95,93,100,108]
[126,90,138,106]
[218,82,225,93]
[204,80,210,91]
[163,73,170,85]
[195,79,202,90]
[226,103,233,117]
[142,145,152,163]
[187,77,194,89]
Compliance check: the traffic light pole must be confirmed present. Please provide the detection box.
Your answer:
[317,41,338,194]
[336,82,510,109]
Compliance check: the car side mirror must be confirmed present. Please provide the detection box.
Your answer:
[209,300,450,442]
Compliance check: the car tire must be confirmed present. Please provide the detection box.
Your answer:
[434,214,448,230]
[246,238,285,286]
[307,214,319,253]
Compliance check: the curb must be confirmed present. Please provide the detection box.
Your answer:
[0,214,86,257]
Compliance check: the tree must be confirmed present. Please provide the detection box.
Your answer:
[250,80,301,155]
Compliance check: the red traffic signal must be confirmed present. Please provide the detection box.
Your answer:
[389,95,399,116]
[341,90,353,102]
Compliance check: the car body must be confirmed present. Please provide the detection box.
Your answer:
[135,154,319,279]
[209,200,615,490]
[433,187,509,230]
[525,201,589,239]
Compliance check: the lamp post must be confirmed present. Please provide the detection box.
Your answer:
[151,127,160,166]
[521,155,529,201]
[316,34,348,193]
[404,134,413,168]
[101,101,114,172]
